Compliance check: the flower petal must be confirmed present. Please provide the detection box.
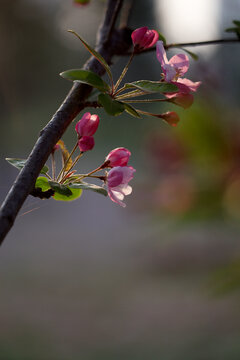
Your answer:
[169,54,189,76]
[107,167,124,187]
[156,41,169,66]
[175,78,201,93]
[121,166,136,183]
[131,27,148,46]
[118,184,133,196]
[108,188,126,207]
[162,64,177,82]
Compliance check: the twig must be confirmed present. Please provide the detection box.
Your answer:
[0,0,128,245]
[166,38,240,49]
[124,37,240,56]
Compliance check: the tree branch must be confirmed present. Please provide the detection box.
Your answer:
[0,0,127,245]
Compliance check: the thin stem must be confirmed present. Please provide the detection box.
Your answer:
[114,51,135,92]
[130,38,240,56]
[166,38,240,49]
[60,153,83,183]
[76,165,104,182]
[124,98,165,103]
[56,141,79,182]
[45,173,53,181]
[116,89,147,100]
[51,153,56,181]
[133,109,154,116]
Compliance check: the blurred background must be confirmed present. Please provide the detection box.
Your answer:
[1,0,240,359]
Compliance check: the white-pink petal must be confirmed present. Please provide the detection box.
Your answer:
[169,53,189,76]
[176,78,201,92]
[156,41,169,66]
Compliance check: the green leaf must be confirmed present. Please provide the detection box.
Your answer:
[181,48,199,61]
[6,158,49,175]
[69,182,108,196]
[125,80,178,93]
[53,187,82,201]
[49,181,82,201]
[157,31,167,45]
[68,30,113,84]
[40,165,49,175]
[35,177,51,192]
[124,103,141,118]
[49,181,72,196]
[60,69,110,92]
[98,94,125,116]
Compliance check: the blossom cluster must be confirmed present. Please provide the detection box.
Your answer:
[131,27,201,122]
[74,113,135,207]
[70,27,200,207]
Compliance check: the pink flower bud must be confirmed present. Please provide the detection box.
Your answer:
[75,112,99,137]
[105,147,131,167]
[159,112,180,127]
[78,136,94,152]
[165,93,194,109]
[131,27,159,50]
[107,166,136,207]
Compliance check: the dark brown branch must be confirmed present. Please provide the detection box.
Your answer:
[0,0,127,245]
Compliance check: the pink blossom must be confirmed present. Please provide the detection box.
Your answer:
[107,166,136,207]
[105,147,131,167]
[78,136,94,152]
[75,112,99,137]
[156,41,201,94]
[131,27,159,51]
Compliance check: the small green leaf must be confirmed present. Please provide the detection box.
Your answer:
[68,30,113,84]
[40,165,49,175]
[125,81,178,93]
[6,158,49,175]
[60,69,110,92]
[53,187,82,201]
[124,103,141,118]
[49,181,72,196]
[49,181,82,201]
[181,48,199,61]
[98,94,125,116]
[69,182,108,196]
[35,177,51,192]
[157,31,167,45]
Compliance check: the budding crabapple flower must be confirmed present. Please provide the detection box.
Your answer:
[105,147,131,167]
[156,41,201,93]
[107,166,136,207]
[78,135,94,152]
[75,112,99,138]
[158,112,180,127]
[131,27,159,51]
